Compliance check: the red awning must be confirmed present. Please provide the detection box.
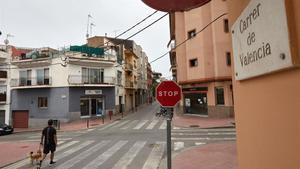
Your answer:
[142,0,211,12]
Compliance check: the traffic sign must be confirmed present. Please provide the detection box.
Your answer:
[156,81,182,107]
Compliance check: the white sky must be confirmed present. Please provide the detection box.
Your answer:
[0,0,171,78]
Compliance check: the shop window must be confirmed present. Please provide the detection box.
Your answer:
[215,87,225,105]
[189,59,198,67]
[188,29,196,39]
[224,19,229,33]
[38,97,48,108]
[226,52,231,66]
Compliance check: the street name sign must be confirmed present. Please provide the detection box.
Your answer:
[156,81,181,107]
[231,0,297,80]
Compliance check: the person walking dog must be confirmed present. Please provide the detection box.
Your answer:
[38,119,57,168]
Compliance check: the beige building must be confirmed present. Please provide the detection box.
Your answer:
[169,0,234,118]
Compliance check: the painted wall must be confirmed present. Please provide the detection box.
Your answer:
[228,0,300,168]
[11,88,69,119]
[174,0,231,83]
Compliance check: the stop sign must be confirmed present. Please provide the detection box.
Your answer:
[156,81,182,107]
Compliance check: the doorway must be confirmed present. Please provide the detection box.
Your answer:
[184,93,208,115]
[80,97,105,117]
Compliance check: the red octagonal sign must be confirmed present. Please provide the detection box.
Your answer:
[156,81,182,107]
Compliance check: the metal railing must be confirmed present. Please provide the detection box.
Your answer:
[11,77,52,87]
[125,81,135,88]
[68,75,116,85]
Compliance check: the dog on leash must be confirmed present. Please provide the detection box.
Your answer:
[29,149,42,165]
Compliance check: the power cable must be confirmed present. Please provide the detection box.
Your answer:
[150,13,228,64]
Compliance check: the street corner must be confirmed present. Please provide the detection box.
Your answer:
[0,141,38,168]
[173,142,238,169]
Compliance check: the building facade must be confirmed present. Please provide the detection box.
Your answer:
[0,46,11,124]
[9,45,124,128]
[169,0,234,118]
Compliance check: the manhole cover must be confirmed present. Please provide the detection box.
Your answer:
[190,125,199,128]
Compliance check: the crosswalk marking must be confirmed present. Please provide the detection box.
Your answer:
[98,121,120,131]
[171,132,236,136]
[133,120,148,129]
[55,140,110,169]
[171,137,236,141]
[21,138,73,142]
[174,142,184,151]
[55,141,94,160]
[146,120,159,130]
[159,120,167,129]
[2,141,79,169]
[111,141,147,169]
[142,142,166,169]
[83,140,128,169]
[121,120,139,130]
[113,120,130,129]
[195,142,206,146]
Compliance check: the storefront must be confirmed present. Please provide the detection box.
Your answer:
[183,87,208,115]
[80,96,105,117]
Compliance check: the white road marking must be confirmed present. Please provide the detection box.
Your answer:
[171,132,236,136]
[111,141,147,169]
[87,128,95,132]
[172,128,236,132]
[112,120,131,129]
[55,141,94,160]
[98,121,120,131]
[2,141,79,169]
[55,140,110,169]
[172,126,181,130]
[142,142,166,169]
[174,142,184,151]
[146,120,159,130]
[121,120,139,130]
[159,121,167,129]
[57,141,65,145]
[22,138,72,142]
[133,120,148,130]
[171,137,236,141]
[83,140,128,169]
[195,142,206,146]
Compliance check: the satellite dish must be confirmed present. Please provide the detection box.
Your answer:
[4,39,9,45]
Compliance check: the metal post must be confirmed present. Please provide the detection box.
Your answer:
[102,116,104,124]
[167,108,172,169]
[87,119,89,129]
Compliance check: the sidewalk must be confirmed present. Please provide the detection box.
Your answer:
[168,107,237,169]
[172,109,235,129]
[0,110,133,168]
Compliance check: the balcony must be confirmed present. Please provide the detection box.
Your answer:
[125,63,133,71]
[0,71,7,81]
[68,75,115,86]
[125,81,136,89]
[0,93,6,104]
[11,57,52,68]
[67,52,116,67]
[11,77,52,87]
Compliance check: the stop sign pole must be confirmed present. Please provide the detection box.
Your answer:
[156,81,182,169]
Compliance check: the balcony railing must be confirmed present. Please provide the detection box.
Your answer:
[125,81,137,88]
[11,77,52,87]
[0,93,6,102]
[68,75,116,85]
[125,63,133,71]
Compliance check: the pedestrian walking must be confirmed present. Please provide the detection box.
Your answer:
[38,119,57,168]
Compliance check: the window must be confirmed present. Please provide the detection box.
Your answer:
[38,97,48,108]
[37,68,49,85]
[224,19,229,33]
[19,70,32,86]
[226,52,231,66]
[117,71,122,85]
[189,59,198,67]
[82,68,104,84]
[215,87,225,105]
[188,29,196,39]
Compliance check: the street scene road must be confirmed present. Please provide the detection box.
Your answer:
[1,103,236,169]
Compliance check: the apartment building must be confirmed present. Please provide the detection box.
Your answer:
[87,36,150,113]
[169,0,234,118]
[0,46,11,124]
[9,45,124,128]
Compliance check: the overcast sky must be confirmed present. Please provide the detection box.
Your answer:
[0,0,171,78]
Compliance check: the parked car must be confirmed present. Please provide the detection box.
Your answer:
[0,123,13,136]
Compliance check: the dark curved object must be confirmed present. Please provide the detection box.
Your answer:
[142,0,211,12]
